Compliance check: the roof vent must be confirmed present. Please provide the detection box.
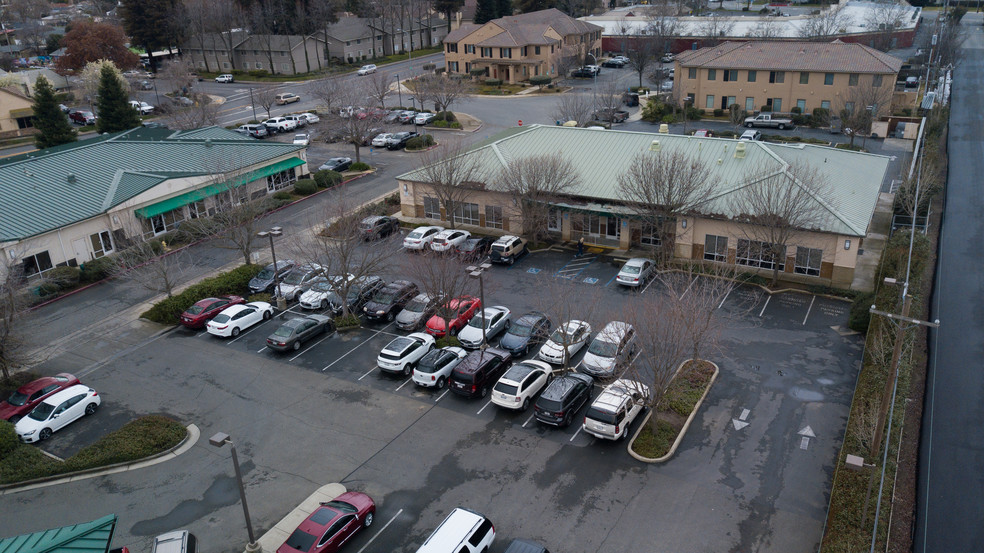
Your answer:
[717,158,723,165]
[66,173,76,183]
[205,138,213,148]
[734,142,747,159]
[650,139,661,151]
[658,123,669,134]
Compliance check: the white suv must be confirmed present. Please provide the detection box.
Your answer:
[491,361,552,411]
[215,74,234,83]
[582,379,650,440]
[377,332,435,376]
[263,117,296,133]
[413,346,467,389]
[416,508,494,553]
[357,64,377,75]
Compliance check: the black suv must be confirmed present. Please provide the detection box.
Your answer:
[498,311,551,356]
[359,215,400,240]
[363,280,418,322]
[534,372,593,427]
[328,275,384,316]
[449,348,512,398]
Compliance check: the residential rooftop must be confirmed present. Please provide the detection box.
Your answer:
[677,40,903,74]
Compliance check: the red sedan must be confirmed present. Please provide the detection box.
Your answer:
[179,295,245,329]
[0,373,80,423]
[425,296,481,337]
[277,492,375,553]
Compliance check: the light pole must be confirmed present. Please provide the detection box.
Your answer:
[248,87,258,122]
[257,226,286,312]
[209,432,260,553]
[396,73,403,108]
[467,263,492,349]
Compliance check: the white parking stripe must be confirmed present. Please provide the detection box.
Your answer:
[758,296,772,317]
[476,399,493,415]
[718,286,734,309]
[435,390,449,403]
[522,414,535,427]
[569,425,584,442]
[356,509,403,553]
[322,324,393,371]
[358,367,376,380]
[257,346,268,353]
[289,333,334,361]
[228,323,263,344]
[641,276,658,294]
[802,296,816,325]
[394,377,412,391]
[679,277,697,300]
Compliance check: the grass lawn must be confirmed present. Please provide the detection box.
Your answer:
[630,360,717,459]
[474,83,528,95]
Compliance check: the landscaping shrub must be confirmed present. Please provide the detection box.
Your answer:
[662,114,677,124]
[435,336,461,348]
[791,106,802,114]
[79,256,116,283]
[313,169,343,188]
[697,109,706,116]
[811,107,831,127]
[334,314,360,329]
[792,114,809,126]
[272,191,292,201]
[529,75,551,88]
[435,111,456,122]
[293,178,317,195]
[350,161,371,171]
[422,62,436,71]
[484,78,502,86]
[629,86,650,93]
[248,293,272,303]
[760,105,772,112]
[713,108,724,117]
[45,266,81,290]
[0,421,18,457]
[435,67,446,74]
[66,415,185,469]
[686,106,701,120]
[247,69,269,78]
[141,264,264,325]
[848,291,875,332]
[406,134,435,150]
[469,68,488,77]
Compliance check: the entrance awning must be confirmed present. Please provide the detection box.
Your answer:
[0,514,118,553]
[135,157,305,218]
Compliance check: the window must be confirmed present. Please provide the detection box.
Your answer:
[143,208,184,236]
[453,203,480,226]
[748,70,757,82]
[820,100,831,110]
[796,99,806,112]
[481,47,492,57]
[723,69,738,81]
[447,43,458,53]
[704,235,728,262]
[15,116,34,129]
[736,239,784,270]
[824,72,834,85]
[465,62,471,73]
[872,74,883,87]
[547,209,561,232]
[465,44,475,54]
[423,196,440,219]
[255,61,262,69]
[707,68,716,80]
[266,167,297,192]
[189,200,207,219]
[688,67,697,79]
[844,101,855,114]
[769,71,785,83]
[535,46,541,55]
[640,223,661,247]
[772,98,782,112]
[89,231,113,258]
[281,63,288,71]
[745,96,755,111]
[448,61,459,72]
[222,62,230,69]
[705,95,715,109]
[485,205,503,229]
[849,73,859,86]
[799,72,809,85]
[22,251,53,275]
[726,96,736,107]
[794,246,822,276]
[501,47,512,58]
[243,62,251,69]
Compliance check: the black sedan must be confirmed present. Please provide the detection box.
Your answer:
[359,215,400,240]
[266,314,333,351]
[571,68,595,78]
[602,59,625,68]
[498,311,552,356]
[319,157,352,172]
[363,279,418,322]
[386,131,419,150]
[456,236,495,261]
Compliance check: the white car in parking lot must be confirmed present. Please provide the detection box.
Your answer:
[403,225,444,250]
[457,306,511,349]
[299,275,354,310]
[537,320,592,365]
[371,133,393,148]
[412,346,468,388]
[377,332,435,375]
[616,257,655,287]
[206,302,274,337]
[292,133,310,146]
[357,64,377,75]
[429,229,471,253]
[491,360,552,411]
[582,379,650,440]
[299,112,320,124]
[14,384,101,443]
[263,117,296,133]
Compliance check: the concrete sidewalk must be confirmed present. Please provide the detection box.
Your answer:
[256,483,347,553]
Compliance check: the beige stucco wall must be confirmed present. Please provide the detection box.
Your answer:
[0,90,34,134]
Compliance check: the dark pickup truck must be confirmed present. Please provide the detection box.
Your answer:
[592,108,629,123]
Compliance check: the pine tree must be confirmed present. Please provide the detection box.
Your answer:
[496,0,513,17]
[32,75,77,149]
[96,64,140,134]
[474,0,497,23]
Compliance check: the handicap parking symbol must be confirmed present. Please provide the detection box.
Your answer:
[583,277,599,284]
[527,268,541,274]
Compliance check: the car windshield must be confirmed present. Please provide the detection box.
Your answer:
[28,402,55,421]
[467,314,490,328]
[404,298,428,313]
[311,281,332,293]
[509,321,534,337]
[257,268,275,279]
[283,529,317,553]
[622,265,641,275]
[186,304,206,315]
[273,326,294,338]
[588,339,618,358]
[283,271,307,285]
[549,327,574,343]
[407,231,424,239]
[372,290,397,304]
[212,314,231,323]
[416,351,443,372]
[6,391,28,406]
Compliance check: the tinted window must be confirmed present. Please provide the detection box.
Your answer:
[537,398,562,412]
[212,314,230,323]
[186,304,206,315]
[585,406,618,425]
[404,297,428,313]
[507,322,534,337]
[451,370,474,385]
[273,326,294,338]
[323,500,357,513]
[372,290,397,304]
[285,529,317,552]
[6,391,28,406]
[256,268,275,279]
[494,382,518,395]
[469,519,493,547]
[588,338,619,358]
[29,402,55,421]
[416,350,444,373]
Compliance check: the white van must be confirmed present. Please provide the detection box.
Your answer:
[416,508,494,553]
[151,531,198,553]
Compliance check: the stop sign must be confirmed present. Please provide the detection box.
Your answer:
[518,120,523,126]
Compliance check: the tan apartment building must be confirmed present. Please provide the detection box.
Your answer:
[674,40,902,117]
[397,125,891,290]
[184,32,329,75]
[442,8,602,83]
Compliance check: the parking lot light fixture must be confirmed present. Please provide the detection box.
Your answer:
[467,263,492,349]
[209,432,260,553]
[257,227,285,312]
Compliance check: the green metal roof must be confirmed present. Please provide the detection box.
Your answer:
[0,514,117,553]
[397,125,889,237]
[0,126,305,241]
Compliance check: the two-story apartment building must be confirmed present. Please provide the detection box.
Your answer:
[674,40,902,117]
[442,8,602,83]
[184,31,329,75]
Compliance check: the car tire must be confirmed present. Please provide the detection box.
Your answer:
[39,428,52,441]
[480,386,488,398]
[778,123,786,130]
[746,122,754,128]
[562,412,573,427]
[386,312,395,322]
[85,402,98,415]
[521,398,530,411]
[364,512,374,528]
[321,300,328,310]
[403,364,412,376]
[232,327,241,337]
[263,310,272,320]
[293,341,301,351]
[437,376,446,389]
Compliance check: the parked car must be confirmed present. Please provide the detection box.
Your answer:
[0,373,80,423]
[377,332,435,375]
[610,55,629,63]
[338,106,357,118]
[661,53,675,63]
[537,320,592,365]
[412,346,468,389]
[457,306,512,349]
[489,235,528,265]
[582,379,650,440]
[692,129,713,138]
[615,257,655,287]
[363,279,418,322]
[498,311,551,356]
[129,100,154,115]
[430,229,472,253]
[298,112,320,124]
[264,117,297,133]
[385,131,419,150]
[580,321,637,379]
[403,225,444,250]
[237,124,269,138]
[503,539,550,553]
[292,133,310,146]
[277,264,325,301]
[14,384,100,443]
[740,129,763,141]
[171,96,195,107]
[179,295,246,329]
[743,113,792,129]
[215,74,234,83]
[571,67,595,78]
[357,64,377,75]
[359,215,400,240]
[275,491,375,553]
[206,302,274,337]
[298,274,354,310]
[59,103,71,113]
[266,315,333,352]
[601,58,625,68]
[425,296,481,337]
[533,372,593,427]
[319,157,352,172]
[371,133,393,148]
[491,361,552,411]
[395,293,439,331]
[275,92,300,105]
[396,110,418,124]
[448,348,512,398]
[416,508,494,553]
[139,80,154,90]
[592,108,629,123]
[284,114,307,128]
[584,64,601,75]
[152,530,197,553]
[456,236,494,261]
[248,260,296,295]
[414,112,437,125]
[327,275,384,316]
[69,110,96,125]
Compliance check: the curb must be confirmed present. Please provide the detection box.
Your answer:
[256,483,348,553]
[627,361,719,464]
[0,423,200,494]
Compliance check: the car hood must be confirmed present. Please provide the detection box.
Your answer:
[581,351,615,372]
[498,333,529,351]
[396,310,423,324]
[426,317,448,331]
[363,300,393,312]
[0,401,21,419]
[249,276,273,288]
[539,341,566,358]
[299,290,329,303]
[457,325,484,343]
[14,415,44,434]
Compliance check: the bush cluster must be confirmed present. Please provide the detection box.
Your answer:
[434,111,457,122]
[334,314,361,329]
[713,108,724,117]
[350,161,371,171]
[293,178,318,195]
[313,169,343,189]
[272,191,293,201]
[484,78,502,86]
[141,264,264,325]
[406,134,435,150]
[529,75,551,87]
[432,120,462,129]
[80,256,116,283]
[435,336,461,348]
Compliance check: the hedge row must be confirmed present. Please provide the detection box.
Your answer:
[406,134,435,150]
[141,263,264,325]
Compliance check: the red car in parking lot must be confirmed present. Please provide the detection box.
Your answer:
[425,296,481,337]
[0,373,80,423]
[179,295,245,329]
[277,491,375,553]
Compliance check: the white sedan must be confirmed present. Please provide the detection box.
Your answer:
[403,225,444,250]
[429,229,471,253]
[457,306,511,349]
[492,361,552,411]
[377,332,435,375]
[537,320,592,365]
[299,112,320,124]
[292,133,310,146]
[15,384,100,443]
[413,346,468,389]
[371,133,393,148]
[206,302,274,337]
[357,64,377,75]
[616,258,655,287]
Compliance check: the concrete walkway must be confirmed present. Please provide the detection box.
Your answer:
[851,191,895,292]
[256,483,347,553]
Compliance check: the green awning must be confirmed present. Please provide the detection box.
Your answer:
[135,157,305,218]
[0,514,118,553]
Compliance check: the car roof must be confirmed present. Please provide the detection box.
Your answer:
[383,336,418,353]
[593,379,647,410]
[597,320,632,337]
[540,373,591,400]
[16,374,75,394]
[501,362,542,384]
[456,348,509,373]
[493,235,519,245]
[558,320,588,332]
[40,384,91,405]
[362,215,385,224]
[382,279,414,291]
[516,311,547,325]
[624,257,650,266]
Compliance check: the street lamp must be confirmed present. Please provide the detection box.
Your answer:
[257,226,285,312]
[248,87,258,122]
[396,73,403,108]
[467,263,492,349]
[209,432,260,553]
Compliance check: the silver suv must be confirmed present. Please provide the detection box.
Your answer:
[489,235,528,265]
[582,379,650,440]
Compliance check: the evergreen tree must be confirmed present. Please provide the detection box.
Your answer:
[496,0,513,17]
[515,0,554,13]
[474,0,497,23]
[31,75,77,149]
[96,64,141,133]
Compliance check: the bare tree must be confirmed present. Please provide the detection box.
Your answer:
[593,79,623,118]
[626,31,659,89]
[553,44,581,81]
[414,73,471,113]
[728,103,747,137]
[498,154,580,244]
[746,19,782,39]
[416,140,483,230]
[553,91,594,127]
[8,0,50,56]
[163,97,221,129]
[799,8,850,40]
[865,2,909,52]
[838,78,893,147]
[110,233,191,298]
[365,71,394,108]
[730,162,834,287]
[530,276,607,370]
[0,257,32,381]
[158,58,196,96]
[332,79,388,163]
[696,16,736,47]
[253,86,279,120]
[310,75,345,115]
[617,150,714,266]
[404,253,476,336]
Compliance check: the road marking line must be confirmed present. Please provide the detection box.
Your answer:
[228,324,262,343]
[569,425,584,442]
[257,346,268,353]
[718,286,734,309]
[357,509,403,553]
[476,399,493,415]
[641,276,658,294]
[395,377,412,391]
[802,296,816,325]
[800,437,810,450]
[374,329,402,338]
[323,324,392,371]
[289,333,334,361]
[739,408,750,421]
[522,414,535,427]
[358,367,376,380]
[679,277,697,300]
[435,390,449,403]
[758,295,772,317]
[605,274,618,287]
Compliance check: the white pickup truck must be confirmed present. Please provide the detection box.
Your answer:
[743,113,794,130]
